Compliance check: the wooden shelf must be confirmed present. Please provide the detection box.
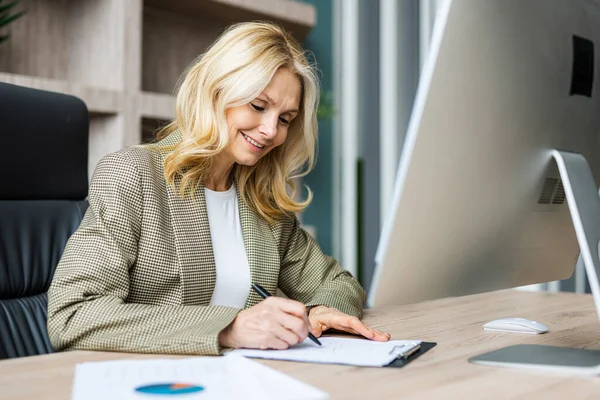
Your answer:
[141,92,176,120]
[142,5,225,94]
[0,73,121,115]
[0,0,131,91]
[0,0,316,176]
[144,0,316,40]
[141,0,316,94]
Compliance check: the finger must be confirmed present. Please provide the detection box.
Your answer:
[346,318,376,339]
[279,312,309,342]
[311,313,361,336]
[371,328,387,336]
[361,326,390,341]
[310,321,327,338]
[306,315,313,331]
[320,315,369,337]
[377,329,392,340]
[370,329,391,342]
[381,330,392,340]
[301,311,311,331]
[272,323,302,347]
[261,337,290,350]
[268,297,308,320]
[283,303,311,332]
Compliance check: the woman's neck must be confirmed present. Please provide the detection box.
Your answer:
[205,156,234,191]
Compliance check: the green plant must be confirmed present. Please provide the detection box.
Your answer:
[0,0,25,44]
[317,90,336,120]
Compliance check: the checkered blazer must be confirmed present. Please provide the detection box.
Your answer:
[47,132,366,356]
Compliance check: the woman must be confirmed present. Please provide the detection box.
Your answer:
[47,21,390,356]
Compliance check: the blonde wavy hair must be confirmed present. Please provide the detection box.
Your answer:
[155,21,320,223]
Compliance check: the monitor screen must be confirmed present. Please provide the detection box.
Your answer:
[369,0,600,312]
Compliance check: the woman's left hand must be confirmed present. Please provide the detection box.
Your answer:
[308,305,391,341]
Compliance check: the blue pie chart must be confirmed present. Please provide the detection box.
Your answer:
[135,383,204,396]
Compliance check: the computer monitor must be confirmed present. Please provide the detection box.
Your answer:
[368,0,600,317]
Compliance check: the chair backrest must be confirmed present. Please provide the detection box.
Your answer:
[0,82,89,359]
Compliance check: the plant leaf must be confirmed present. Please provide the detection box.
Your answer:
[0,1,18,15]
[317,90,336,120]
[0,9,24,27]
[0,34,10,44]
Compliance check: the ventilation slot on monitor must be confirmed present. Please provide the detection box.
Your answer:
[538,178,566,205]
[552,183,566,204]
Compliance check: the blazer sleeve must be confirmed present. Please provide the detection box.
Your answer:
[276,215,366,318]
[47,151,239,356]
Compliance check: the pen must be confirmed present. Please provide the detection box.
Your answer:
[251,283,322,346]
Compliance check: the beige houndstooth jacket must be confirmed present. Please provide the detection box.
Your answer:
[47,131,366,356]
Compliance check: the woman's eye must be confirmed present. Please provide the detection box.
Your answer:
[279,117,290,125]
[251,103,264,112]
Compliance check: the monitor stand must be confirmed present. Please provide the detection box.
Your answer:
[553,149,600,318]
[470,150,600,374]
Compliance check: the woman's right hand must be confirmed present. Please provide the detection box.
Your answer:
[218,297,310,350]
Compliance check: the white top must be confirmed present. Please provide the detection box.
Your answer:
[205,184,251,309]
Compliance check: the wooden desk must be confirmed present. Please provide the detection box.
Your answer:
[2,290,600,399]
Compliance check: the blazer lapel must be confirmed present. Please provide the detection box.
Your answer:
[157,130,215,305]
[167,177,216,306]
[158,129,279,308]
[237,190,281,308]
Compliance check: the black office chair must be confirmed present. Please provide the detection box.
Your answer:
[0,82,89,359]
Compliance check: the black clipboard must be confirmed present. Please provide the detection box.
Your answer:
[384,341,437,368]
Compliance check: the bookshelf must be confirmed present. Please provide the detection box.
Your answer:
[0,0,316,175]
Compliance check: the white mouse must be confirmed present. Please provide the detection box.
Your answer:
[483,317,549,334]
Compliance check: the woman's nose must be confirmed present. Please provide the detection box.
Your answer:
[258,117,278,138]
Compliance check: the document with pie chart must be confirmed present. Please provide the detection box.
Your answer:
[71,354,327,399]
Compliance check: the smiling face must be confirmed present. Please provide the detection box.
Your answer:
[222,68,302,168]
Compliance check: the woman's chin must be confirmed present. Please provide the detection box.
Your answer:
[235,156,261,167]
